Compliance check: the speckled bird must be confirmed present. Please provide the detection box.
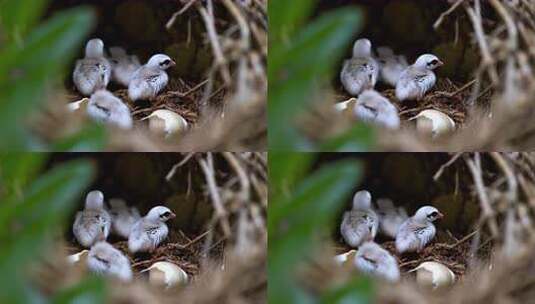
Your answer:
[128,54,175,101]
[73,39,112,96]
[340,190,379,248]
[340,38,379,96]
[396,54,443,101]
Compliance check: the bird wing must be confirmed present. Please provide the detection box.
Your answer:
[414,223,436,249]
[341,211,373,246]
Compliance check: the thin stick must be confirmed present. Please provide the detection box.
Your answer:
[434,153,462,180]
[434,0,466,29]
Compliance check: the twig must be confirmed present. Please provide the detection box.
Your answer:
[166,0,200,29]
[434,0,466,29]
[434,153,462,181]
[166,153,195,181]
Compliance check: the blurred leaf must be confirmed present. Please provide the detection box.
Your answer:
[0,7,94,150]
[268,8,362,150]
[0,159,94,293]
[268,158,361,303]
[320,277,372,304]
[321,123,375,152]
[52,276,106,304]
[268,152,313,201]
[53,123,107,152]
[0,0,49,45]
[269,0,317,44]
[0,153,46,199]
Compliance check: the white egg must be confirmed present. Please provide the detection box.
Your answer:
[66,250,89,265]
[409,261,455,289]
[334,249,357,266]
[143,109,188,137]
[67,98,89,112]
[411,109,455,137]
[142,261,188,288]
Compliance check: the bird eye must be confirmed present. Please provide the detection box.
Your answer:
[429,211,438,217]
[161,211,171,218]
[161,59,171,66]
[430,59,439,65]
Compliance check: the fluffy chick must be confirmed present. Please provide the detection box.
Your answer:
[354,90,400,129]
[355,242,400,282]
[109,198,141,239]
[340,38,379,96]
[73,190,112,248]
[87,241,133,282]
[128,54,175,101]
[109,46,141,87]
[73,39,112,96]
[128,206,176,253]
[395,206,443,254]
[340,190,379,248]
[87,90,133,129]
[376,198,408,239]
[377,46,408,87]
[396,54,443,101]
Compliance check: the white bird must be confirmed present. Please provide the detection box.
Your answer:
[396,54,443,101]
[376,198,408,239]
[340,190,379,248]
[109,46,141,87]
[354,90,400,129]
[340,38,379,96]
[87,241,133,282]
[128,206,176,253]
[354,242,400,282]
[73,190,112,248]
[87,90,133,129]
[128,54,175,101]
[376,46,408,87]
[395,206,443,254]
[73,39,112,96]
[109,198,141,239]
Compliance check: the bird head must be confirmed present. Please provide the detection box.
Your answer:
[414,54,443,70]
[85,38,105,59]
[352,190,372,210]
[414,206,443,223]
[352,38,372,58]
[146,206,176,222]
[85,190,105,210]
[147,54,176,70]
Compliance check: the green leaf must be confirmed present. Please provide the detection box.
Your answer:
[269,0,317,44]
[0,0,49,45]
[321,123,375,152]
[268,152,313,201]
[0,6,95,150]
[268,8,362,150]
[0,153,46,199]
[268,159,361,303]
[0,159,94,296]
[53,123,107,152]
[52,276,107,304]
[320,277,372,304]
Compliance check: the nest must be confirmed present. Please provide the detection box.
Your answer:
[306,0,535,151]
[299,152,535,303]
[36,0,267,151]
[34,152,267,303]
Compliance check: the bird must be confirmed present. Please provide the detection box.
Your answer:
[395,206,443,254]
[340,190,379,248]
[73,38,112,96]
[128,54,176,101]
[109,198,141,239]
[128,206,176,253]
[87,241,133,282]
[340,38,379,96]
[109,46,141,87]
[354,242,400,282]
[376,198,408,239]
[395,54,443,101]
[353,90,400,129]
[73,190,112,248]
[376,46,408,87]
[87,90,133,129]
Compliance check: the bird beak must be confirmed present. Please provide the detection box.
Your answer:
[170,60,176,67]
[437,212,444,219]
[169,212,176,219]
[437,60,444,66]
